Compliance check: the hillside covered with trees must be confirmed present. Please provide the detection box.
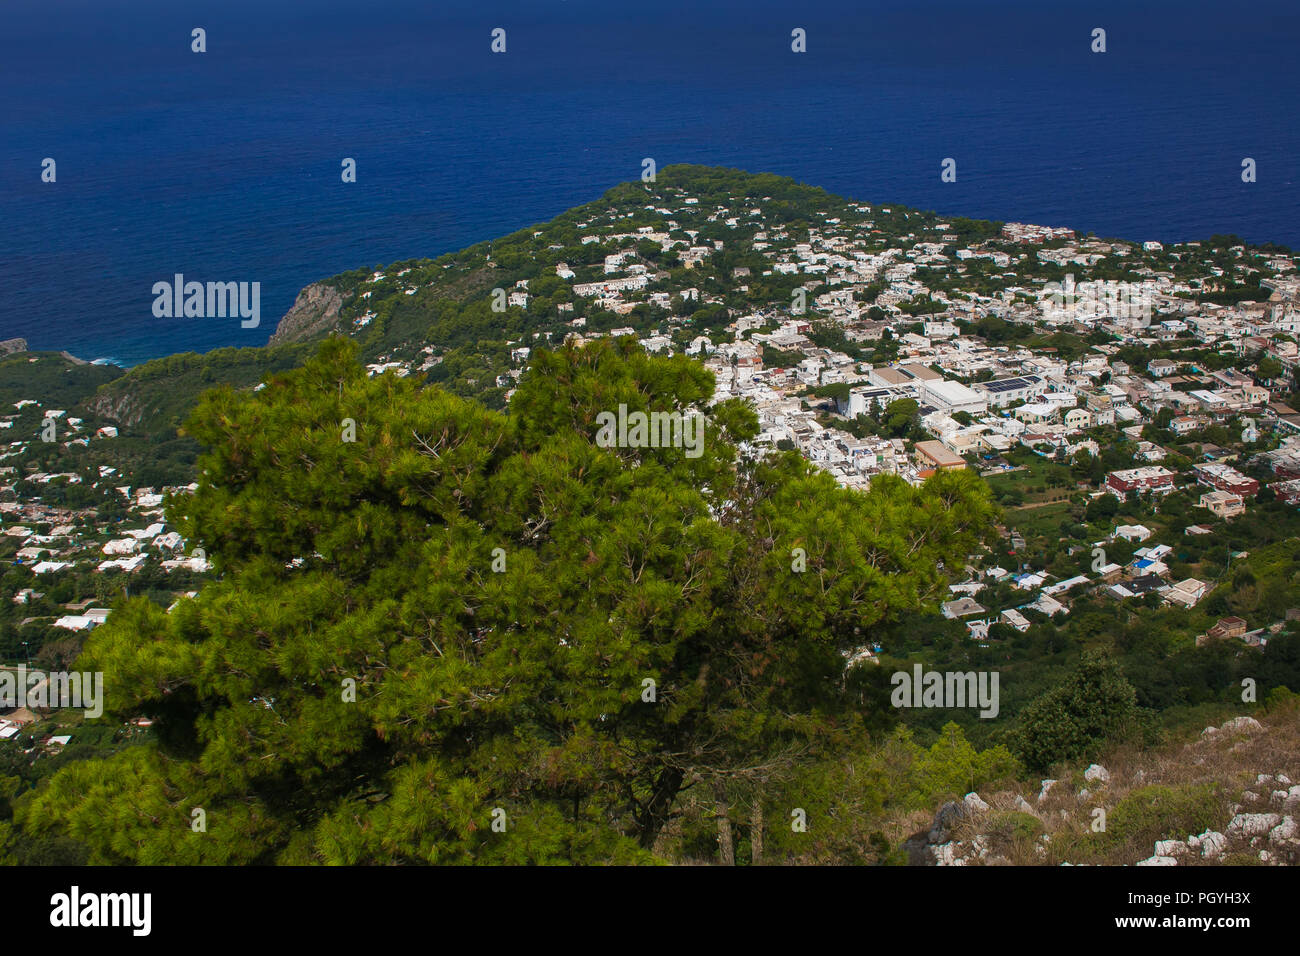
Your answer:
[6,337,1000,863]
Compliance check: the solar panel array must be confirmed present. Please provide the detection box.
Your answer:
[977,375,1043,394]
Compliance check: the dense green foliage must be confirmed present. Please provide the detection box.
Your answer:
[0,352,123,410]
[1006,652,1143,772]
[86,344,314,438]
[11,337,997,863]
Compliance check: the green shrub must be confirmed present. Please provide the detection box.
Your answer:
[1105,783,1224,847]
[986,810,1045,845]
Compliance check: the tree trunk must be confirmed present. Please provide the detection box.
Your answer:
[715,782,734,866]
[636,765,684,850]
[750,799,763,866]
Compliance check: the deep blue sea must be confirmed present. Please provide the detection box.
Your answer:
[2,0,1298,366]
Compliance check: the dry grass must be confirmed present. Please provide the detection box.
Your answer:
[936,704,1300,866]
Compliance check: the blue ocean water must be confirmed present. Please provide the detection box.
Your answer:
[2,0,1297,366]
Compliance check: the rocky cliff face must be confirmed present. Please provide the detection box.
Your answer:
[85,389,146,428]
[268,283,345,346]
[0,338,28,356]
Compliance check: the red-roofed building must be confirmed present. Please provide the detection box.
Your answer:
[1193,463,1259,497]
[1106,466,1176,496]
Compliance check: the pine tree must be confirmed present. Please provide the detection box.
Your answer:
[16,336,997,863]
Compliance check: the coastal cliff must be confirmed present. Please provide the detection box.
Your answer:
[268,282,345,346]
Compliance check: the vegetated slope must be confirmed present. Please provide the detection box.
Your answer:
[0,351,123,410]
[904,696,1300,866]
[81,344,313,437]
[7,337,1000,865]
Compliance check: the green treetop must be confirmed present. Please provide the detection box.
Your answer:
[16,336,996,864]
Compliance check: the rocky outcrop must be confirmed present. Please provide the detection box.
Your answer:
[268,282,345,346]
[1205,716,1263,736]
[1226,812,1281,840]
[1084,764,1110,784]
[1154,839,1187,857]
[902,792,998,865]
[963,792,990,813]
[1188,829,1227,859]
[0,338,27,356]
[907,713,1300,866]
[85,389,146,428]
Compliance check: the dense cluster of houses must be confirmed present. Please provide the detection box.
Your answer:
[348,186,1300,493]
[481,189,1300,501]
[1,399,213,659]
[935,522,1292,648]
[8,182,1300,692]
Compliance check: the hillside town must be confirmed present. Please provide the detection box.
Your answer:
[3,168,1300,754]
[463,176,1300,649]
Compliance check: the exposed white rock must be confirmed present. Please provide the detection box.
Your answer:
[933,842,964,866]
[1136,855,1177,866]
[1226,813,1281,839]
[1219,716,1262,734]
[963,792,989,813]
[1084,764,1110,784]
[1154,839,1187,857]
[1038,779,1057,802]
[1268,816,1297,845]
[1190,830,1227,859]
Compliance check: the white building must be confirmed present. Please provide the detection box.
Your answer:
[973,375,1046,407]
[919,379,987,415]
